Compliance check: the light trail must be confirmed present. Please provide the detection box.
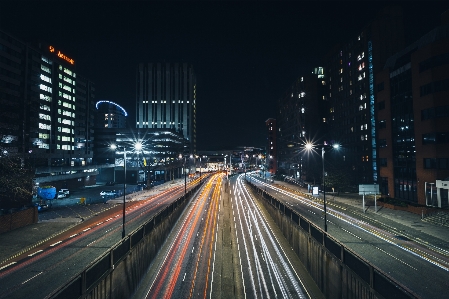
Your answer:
[249,176,449,272]
[234,175,308,298]
[145,174,223,299]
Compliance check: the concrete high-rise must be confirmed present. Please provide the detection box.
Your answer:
[0,29,96,191]
[136,63,196,154]
[323,6,405,186]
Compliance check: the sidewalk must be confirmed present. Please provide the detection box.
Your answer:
[0,179,187,265]
[273,179,449,251]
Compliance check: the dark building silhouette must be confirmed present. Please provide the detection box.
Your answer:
[265,118,277,174]
[322,6,406,186]
[95,100,127,129]
[376,10,449,207]
[277,69,327,181]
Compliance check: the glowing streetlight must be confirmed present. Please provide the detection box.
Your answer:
[110,141,142,238]
[304,142,340,233]
[179,154,187,195]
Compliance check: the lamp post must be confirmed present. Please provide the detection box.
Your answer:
[305,142,339,233]
[111,141,142,238]
[179,154,186,195]
[224,155,228,179]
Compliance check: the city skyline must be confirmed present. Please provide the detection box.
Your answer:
[1,1,448,150]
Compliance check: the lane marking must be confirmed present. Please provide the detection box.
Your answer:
[28,250,43,257]
[50,241,62,247]
[0,262,16,271]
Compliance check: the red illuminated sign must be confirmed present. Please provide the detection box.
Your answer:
[49,45,74,65]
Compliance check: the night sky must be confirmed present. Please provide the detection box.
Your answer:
[1,1,447,150]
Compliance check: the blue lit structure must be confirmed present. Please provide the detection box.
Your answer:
[95,100,128,128]
[368,41,377,182]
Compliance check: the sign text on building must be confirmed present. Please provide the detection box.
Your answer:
[49,46,75,65]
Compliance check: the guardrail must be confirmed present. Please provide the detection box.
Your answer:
[246,181,418,299]
[47,182,204,299]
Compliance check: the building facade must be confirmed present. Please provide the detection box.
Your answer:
[323,6,405,186]
[376,11,449,207]
[95,100,127,128]
[277,69,327,181]
[93,128,185,185]
[265,118,277,174]
[0,29,96,193]
[136,62,197,154]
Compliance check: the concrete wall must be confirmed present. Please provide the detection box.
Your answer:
[248,184,416,299]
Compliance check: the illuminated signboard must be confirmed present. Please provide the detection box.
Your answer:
[49,46,75,65]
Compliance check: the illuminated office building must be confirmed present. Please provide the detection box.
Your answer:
[0,29,96,191]
[277,70,327,181]
[323,6,405,186]
[265,118,277,174]
[136,62,196,154]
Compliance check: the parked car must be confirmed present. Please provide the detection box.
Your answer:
[56,191,66,199]
[35,202,50,212]
[105,181,115,186]
[100,190,118,197]
[60,189,70,196]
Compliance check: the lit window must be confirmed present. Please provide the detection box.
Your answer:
[41,56,52,64]
[40,84,52,93]
[41,65,51,73]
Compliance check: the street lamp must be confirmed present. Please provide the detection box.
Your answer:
[111,141,142,238]
[224,155,228,179]
[179,154,187,195]
[305,142,340,233]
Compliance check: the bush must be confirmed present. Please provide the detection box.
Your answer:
[379,197,408,207]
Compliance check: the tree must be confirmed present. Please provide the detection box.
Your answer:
[325,160,351,195]
[0,153,34,209]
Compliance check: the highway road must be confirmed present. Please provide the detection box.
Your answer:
[230,174,309,298]
[248,174,449,299]
[136,173,316,299]
[0,178,202,299]
[140,173,223,299]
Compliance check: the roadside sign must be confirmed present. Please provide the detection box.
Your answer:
[359,184,379,195]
